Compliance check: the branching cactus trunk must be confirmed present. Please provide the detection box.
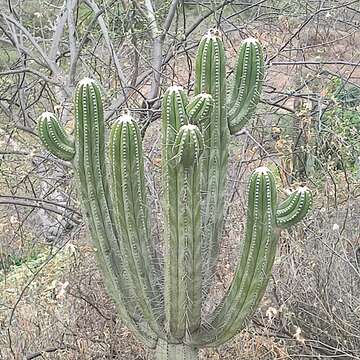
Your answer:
[38,30,312,359]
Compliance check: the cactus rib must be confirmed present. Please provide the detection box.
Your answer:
[192,167,278,346]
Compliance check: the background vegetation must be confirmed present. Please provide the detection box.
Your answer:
[0,0,359,359]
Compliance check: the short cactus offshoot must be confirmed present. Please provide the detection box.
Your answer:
[38,30,312,359]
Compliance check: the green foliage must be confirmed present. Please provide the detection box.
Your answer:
[37,30,311,359]
[318,77,360,172]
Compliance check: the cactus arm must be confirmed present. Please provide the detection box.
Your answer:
[276,187,312,228]
[194,29,229,290]
[192,167,278,347]
[162,86,189,339]
[173,124,204,334]
[227,38,264,135]
[37,112,75,161]
[73,78,157,347]
[109,113,162,335]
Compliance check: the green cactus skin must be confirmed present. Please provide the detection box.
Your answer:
[228,37,264,135]
[37,30,312,360]
[186,93,213,128]
[162,86,204,339]
[155,338,198,360]
[192,167,279,347]
[194,29,229,291]
[161,86,188,339]
[276,187,313,228]
[109,113,162,335]
[37,112,75,161]
[173,124,204,168]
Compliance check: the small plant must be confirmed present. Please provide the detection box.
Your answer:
[37,29,311,359]
[318,77,360,172]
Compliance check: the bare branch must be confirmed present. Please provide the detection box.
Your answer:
[1,14,62,76]
[0,195,81,224]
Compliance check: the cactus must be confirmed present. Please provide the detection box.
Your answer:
[228,37,264,134]
[38,30,311,359]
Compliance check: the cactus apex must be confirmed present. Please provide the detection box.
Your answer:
[297,186,309,193]
[198,93,212,100]
[243,37,259,44]
[173,124,204,167]
[78,77,96,86]
[205,28,221,38]
[168,85,184,93]
[41,111,55,118]
[254,166,270,174]
[118,113,134,123]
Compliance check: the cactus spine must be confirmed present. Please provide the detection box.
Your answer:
[38,30,311,359]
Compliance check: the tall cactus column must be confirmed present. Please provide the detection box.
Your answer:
[109,112,162,334]
[161,86,204,341]
[194,29,229,289]
[194,30,266,292]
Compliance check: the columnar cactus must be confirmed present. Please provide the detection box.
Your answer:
[38,30,312,359]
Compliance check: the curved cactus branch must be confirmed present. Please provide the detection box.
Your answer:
[276,187,312,228]
[228,38,264,135]
[37,112,75,161]
[192,167,279,347]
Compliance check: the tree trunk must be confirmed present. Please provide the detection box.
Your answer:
[154,338,199,360]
